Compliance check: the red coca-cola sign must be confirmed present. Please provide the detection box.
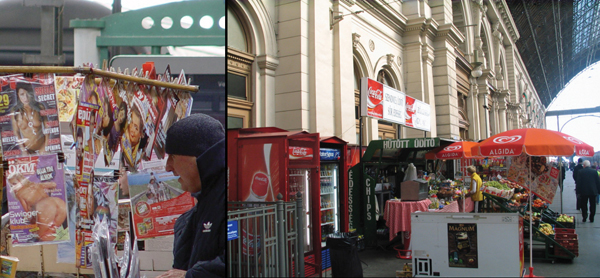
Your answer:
[289,146,313,160]
[250,172,269,198]
[367,79,384,118]
[405,96,416,127]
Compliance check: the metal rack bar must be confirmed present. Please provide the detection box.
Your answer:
[0,66,199,92]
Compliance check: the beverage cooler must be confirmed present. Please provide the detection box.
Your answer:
[319,137,349,247]
[228,128,323,276]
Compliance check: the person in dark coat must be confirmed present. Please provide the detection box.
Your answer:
[575,160,600,223]
[157,114,225,278]
[573,158,584,210]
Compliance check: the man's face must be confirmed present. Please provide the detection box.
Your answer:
[165,154,201,193]
[129,112,141,146]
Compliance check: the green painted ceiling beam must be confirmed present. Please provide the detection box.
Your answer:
[70,0,224,47]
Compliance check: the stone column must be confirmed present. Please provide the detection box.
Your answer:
[333,1,357,143]
[497,89,510,132]
[256,55,279,127]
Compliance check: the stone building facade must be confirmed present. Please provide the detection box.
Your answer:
[227,0,545,144]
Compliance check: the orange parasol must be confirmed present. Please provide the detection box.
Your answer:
[425,141,481,160]
[471,128,594,157]
[470,128,593,277]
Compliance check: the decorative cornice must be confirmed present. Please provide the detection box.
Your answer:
[494,0,520,42]
[227,47,255,65]
[355,1,408,36]
[436,23,466,48]
[341,0,355,6]
[256,54,279,71]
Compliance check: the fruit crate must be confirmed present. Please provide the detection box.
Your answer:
[554,228,575,234]
[554,233,578,240]
[555,238,578,250]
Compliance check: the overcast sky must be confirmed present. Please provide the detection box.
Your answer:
[546,61,600,156]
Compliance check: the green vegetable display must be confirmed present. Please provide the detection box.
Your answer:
[485,181,510,190]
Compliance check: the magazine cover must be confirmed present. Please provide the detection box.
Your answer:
[75,175,118,268]
[103,78,126,166]
[54,75,84,122]
[141,85,160,161]
[0,74,62,159]
[75,102,99,184]
[174,70,193,121]
[56,172,78,263]
[148,85,170,160]
[128,170,195,239]
[117,200,131,250]
[5,154,70,245]
[121,87,150,170]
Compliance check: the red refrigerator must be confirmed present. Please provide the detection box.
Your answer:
[228,128,322,276]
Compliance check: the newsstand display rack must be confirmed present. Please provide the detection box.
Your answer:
[482,193,578,262]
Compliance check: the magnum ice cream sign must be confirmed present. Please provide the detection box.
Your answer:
[360,77,406,125]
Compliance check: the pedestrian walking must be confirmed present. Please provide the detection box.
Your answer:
[575,160,600,223]
[573,158,584,210]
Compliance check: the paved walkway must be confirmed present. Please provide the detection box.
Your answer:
[358,169,600,277]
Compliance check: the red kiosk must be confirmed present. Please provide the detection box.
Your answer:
[228,128,322,276]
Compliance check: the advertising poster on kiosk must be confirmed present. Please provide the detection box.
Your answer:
[239,143,280,202]
[128,170,195,239]
[0,74,62,159]
[447,223,479,268]
[507,153,560,203]
[5,153,69,245]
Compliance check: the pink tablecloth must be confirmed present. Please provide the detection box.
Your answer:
[436,197,475,213]
[384,199,431,241]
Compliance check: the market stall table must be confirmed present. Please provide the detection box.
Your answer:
[435,197,475,213]
[384,199,431,241]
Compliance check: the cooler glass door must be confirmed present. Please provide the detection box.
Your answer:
[289,168,312,253]
[320,163,339,244]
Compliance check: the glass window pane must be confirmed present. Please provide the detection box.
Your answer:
[227,73,247,99]
[227,116,244,129]
[227,8,247,52]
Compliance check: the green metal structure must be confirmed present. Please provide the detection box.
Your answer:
[69,0,225,62]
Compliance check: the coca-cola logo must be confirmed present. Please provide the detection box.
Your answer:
[444,145,462,151]
[493,135,522,144]
[368,86,383,101]
[292,147,307,156]
[562,136,583,145]
[251,172,269,197]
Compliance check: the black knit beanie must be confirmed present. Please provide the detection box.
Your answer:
[165,113,225,157]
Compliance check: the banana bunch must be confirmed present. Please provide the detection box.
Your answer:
[539,223,554,236]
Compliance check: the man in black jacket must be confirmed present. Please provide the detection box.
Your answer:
[575,160,600,223]
[573,158,584,210]
[158,114,225,278]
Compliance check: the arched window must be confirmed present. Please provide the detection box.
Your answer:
[227,6,254,129]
